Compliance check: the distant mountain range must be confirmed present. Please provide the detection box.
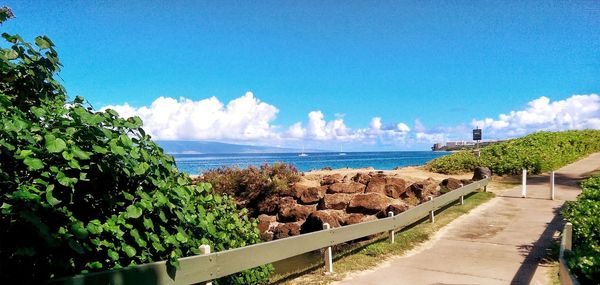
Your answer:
[155,140,316,154]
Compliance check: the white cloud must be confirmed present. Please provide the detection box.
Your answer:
[472,94,600,136]
[102,92,279,141]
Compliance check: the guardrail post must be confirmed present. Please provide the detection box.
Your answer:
[323,223,333,274]
[388,211,395,243]
[564,222,572,251]
[521,168,527,198]
[429,196,435,223]
[550,171,555,200]
[199,245,213,285]
[460,194,464,205]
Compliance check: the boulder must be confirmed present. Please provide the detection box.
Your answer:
[347,193,392,215]
[386,201,410,216]
[319,193,353,210]
[405,178,440,202]
[321,209,347,225]
[321,174,343,185]
[260,231,274,241]
[461,179,473,186]
[256,195,279,215]
[257,214,276,233]
[384,177,407,198]
[277,198,317,222]
[441,178,464,190]
[301,211,341,233]
[328,182,366,194]
[353,172,371,184]
[365,176,386,195]
[344,213,365,225]
[273,222,301,239]
[296,186,327,204]
[472,167,491,181]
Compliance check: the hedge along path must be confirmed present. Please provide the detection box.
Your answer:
[334,152,600,285]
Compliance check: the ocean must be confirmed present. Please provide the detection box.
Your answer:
[172,151,449,174]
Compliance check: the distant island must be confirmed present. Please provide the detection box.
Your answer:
[156,140,321,154]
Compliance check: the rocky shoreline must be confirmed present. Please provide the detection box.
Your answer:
[254,169,486,241]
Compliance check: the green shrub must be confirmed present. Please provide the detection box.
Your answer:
[0,30,271,283]
[195,163,301,216]
[563,175,600,282]
[426,130,600,175]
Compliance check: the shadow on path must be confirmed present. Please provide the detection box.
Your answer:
[510,205,564,284]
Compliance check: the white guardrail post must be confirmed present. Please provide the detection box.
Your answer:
[323,223,333,274]
[199,245,213,285]
[550,171,555,200]
[521,168,527,198]
[429,196,435,223]
[388,211,395,243]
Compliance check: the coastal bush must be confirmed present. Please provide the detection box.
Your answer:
[563,175,600,282]
[196,163,301,214]
[426,130,600,175]
[0,25,271,284]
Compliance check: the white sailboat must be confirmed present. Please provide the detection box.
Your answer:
[339,145,346,156]
[299,144,308,157]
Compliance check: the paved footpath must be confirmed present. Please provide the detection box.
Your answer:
[334,153,600,285]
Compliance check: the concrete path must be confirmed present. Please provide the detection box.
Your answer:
[334,153,600,285]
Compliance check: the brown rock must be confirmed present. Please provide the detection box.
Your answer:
[321,174,343,185]
[321,209,347,225]
[257,214,276,233]
[296,186,327,204]
[347,193,392,215]
[300,211,341,233]
[344,213,365,225]
[319,193,353,210]
[273,222,301,239]
[441,178,464,190]
[278,198,317,222]
[405,178,440,202]
[256,195,279,215]
[384,177,407,198]
[365,176,386,195]
[328,182,366,194]
[386,201,410,215]
[461,179,473,186]
[260,231,274,241]
[353,172,371,184]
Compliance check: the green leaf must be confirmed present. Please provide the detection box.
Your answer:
[122,244,136,258]
[71,222,89,240]
[86,220,103,235]
[87,261,103,269]
[133,162,149,175]
[107,249,119,261]
[44,134,66,153]
[126,205,142,219]
[68,239,85,254]
[143,218,154,230]
[92,145,108,154]
[72,148,91,160]
[23,157,44,171]
[45,185,61,206]
[35,36,52,49]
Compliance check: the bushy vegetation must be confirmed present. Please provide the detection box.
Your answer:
[426,130,600,175]
[195,163,301,215]
[563,175,600,282]
[0,15,270,284]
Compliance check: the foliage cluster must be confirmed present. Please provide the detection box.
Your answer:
[426,130,600,175]
[0,29,270,284]
[195,163,301,215]
[563,175,600,282]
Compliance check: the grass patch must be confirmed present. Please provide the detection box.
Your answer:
[272,191,495,285]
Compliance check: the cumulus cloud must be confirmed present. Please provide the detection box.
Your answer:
[472,94,600,136]
[102,92,279,141]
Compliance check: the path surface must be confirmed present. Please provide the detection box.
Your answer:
[333,153,600,285]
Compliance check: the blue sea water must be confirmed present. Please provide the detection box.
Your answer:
[172,151,449,174]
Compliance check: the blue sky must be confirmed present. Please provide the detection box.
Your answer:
[3,1,600,150]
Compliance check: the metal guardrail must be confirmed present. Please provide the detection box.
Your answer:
[50,178,490,285]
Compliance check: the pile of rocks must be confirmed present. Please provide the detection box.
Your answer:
[256,172,472,241]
